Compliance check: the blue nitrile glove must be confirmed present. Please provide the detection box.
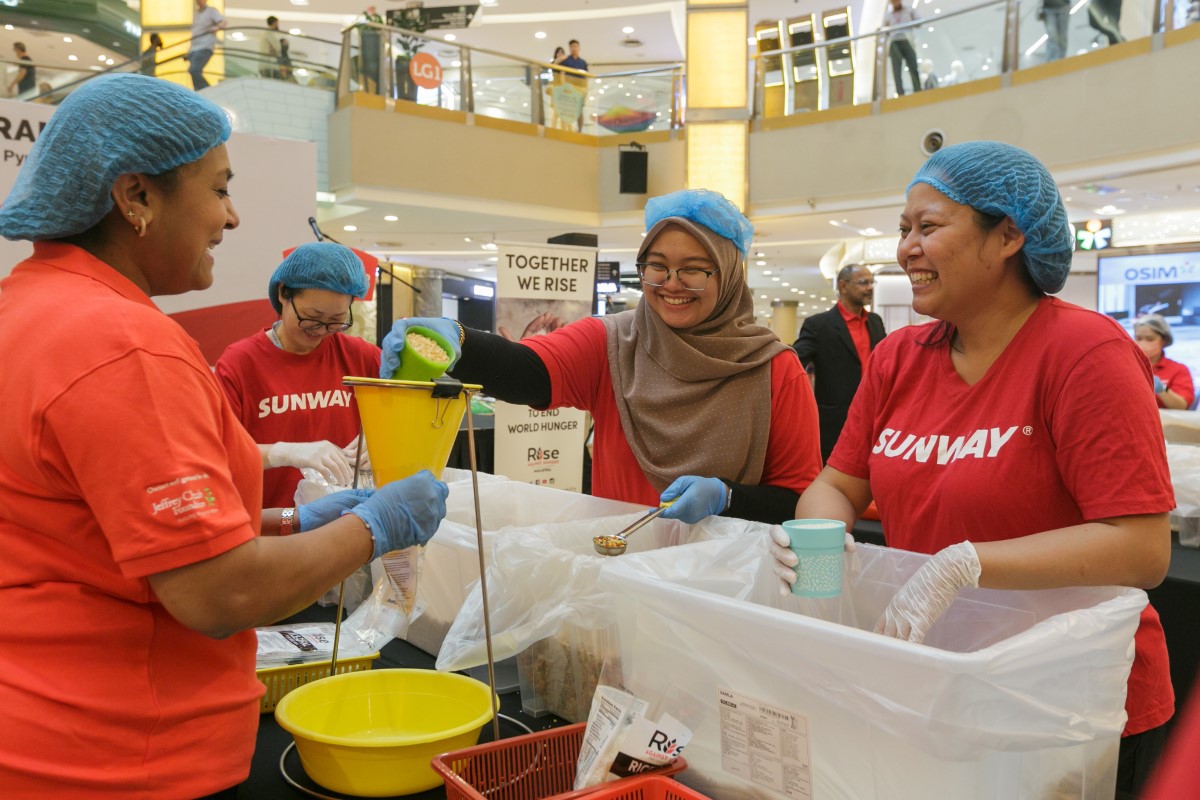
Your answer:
[1153,375,1166,394]
[659,476,728,524]
[379,317,463,378]
[296,489,373,532]
[347,470,449,559]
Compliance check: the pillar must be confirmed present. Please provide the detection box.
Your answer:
[771,299,798,344]
[411,266,445,317]
[686,0,749,211]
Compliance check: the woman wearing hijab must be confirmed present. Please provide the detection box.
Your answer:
[0,74,447,797]
[1133,313,1194,410]
[772,141,1173,796]
[216,242,381,506]
[381,189,822,525]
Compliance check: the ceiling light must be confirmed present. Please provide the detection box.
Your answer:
[763,270,772,276]
[3,25,11,31]
[464,237,472,242]
[444,33,456,41]
[756,251,764,257]
[759,294,768,299]
[289,0,309,5]
[98,55,107,62]
[229,31,246,41]
[289,28,302,36]
[68,55,79,62]
[755,260,766,266]
[469,267,487,273]
[384,215,398,222]
[480,0,498,5]
[623,26,635,34]
[482,242,497,251]
[534,31,546,39]
[1095,205,1126,216]
[782,282,790,287]
[63,36,73,43]
[343,225,357,232]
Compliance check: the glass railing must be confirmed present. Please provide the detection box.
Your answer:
[757,0,1191,116]
[338,22,684,136]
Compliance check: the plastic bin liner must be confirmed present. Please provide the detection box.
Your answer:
[404,480,644,656]
[436,517,766,673]
[598,543,1147,800]
[1160,409,1200,445]
[1167,443,1200,547]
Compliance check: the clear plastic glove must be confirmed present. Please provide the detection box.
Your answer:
[342,438,371,473]
[768,525,856,596]
[659,476,727,524]
[1153,375,1166,394]
[297,488,373,532]
[266,440,354,486]
[875,541,981,643]
[379,317,462,379]
[347,469,449,560]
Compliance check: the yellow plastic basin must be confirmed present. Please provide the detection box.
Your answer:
[274,668,497,797]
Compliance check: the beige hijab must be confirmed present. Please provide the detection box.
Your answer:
[600,217,788,491]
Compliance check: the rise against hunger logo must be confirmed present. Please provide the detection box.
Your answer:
[871,425,1027,464]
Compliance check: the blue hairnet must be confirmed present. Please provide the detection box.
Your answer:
[908,141,1073,294]
[269,242,369,314]
[645,189,753,258]
[0,74,232,242]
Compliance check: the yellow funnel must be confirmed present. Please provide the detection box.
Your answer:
[344,377,481,486]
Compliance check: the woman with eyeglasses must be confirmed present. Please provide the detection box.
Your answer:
[379,189,822,525]
[215,241,382,507]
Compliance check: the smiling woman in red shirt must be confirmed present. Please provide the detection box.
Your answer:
[773,141,1174,798]
[0,74,447,799]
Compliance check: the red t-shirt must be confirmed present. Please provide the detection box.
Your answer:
[0,243,263,797]
[215,329,381,507]
[830,297,1174,736]
[523,317,822,506]
[837,301,872,368]
[1153,355,1194,409]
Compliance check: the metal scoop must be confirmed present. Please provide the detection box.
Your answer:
[593,504,670,556]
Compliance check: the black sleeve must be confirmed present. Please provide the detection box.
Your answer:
[723,480,800,525]
[448,327,552,407]
[792,316,819,370]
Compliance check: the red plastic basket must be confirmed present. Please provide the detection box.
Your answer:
[431,722,687,800]
[578,775,711,800]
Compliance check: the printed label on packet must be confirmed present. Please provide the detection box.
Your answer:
[381,547,420,615]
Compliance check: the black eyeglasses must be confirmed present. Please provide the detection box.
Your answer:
[289,296,353,333]
[636,262,719,292]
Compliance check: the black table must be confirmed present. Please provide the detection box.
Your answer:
[245,604,566,800]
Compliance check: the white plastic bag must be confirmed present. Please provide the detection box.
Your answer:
[435,513,765,672]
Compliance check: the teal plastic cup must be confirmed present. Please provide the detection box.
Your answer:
[782,519,846,598]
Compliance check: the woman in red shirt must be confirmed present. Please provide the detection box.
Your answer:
[773,141,1173,797]
[0,74,445,798]
[1134,313,1195,409]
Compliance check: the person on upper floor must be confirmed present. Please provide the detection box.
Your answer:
[216,242,382,507]
[380,189,823,526]
[186,0,226,90]
[560,39,587,71]
[0,73,446,798]
[9,42,34,96]
[793,263,887,462]
[1133,313,1195,410]
[771,141,1174,798]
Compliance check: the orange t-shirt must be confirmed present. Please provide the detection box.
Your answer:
[0,243,264,798]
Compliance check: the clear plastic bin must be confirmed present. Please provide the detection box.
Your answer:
[599,542,1146,800]
[517,622,618,721]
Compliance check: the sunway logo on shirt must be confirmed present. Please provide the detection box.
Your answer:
[872,425,1025,464]
[258,390,354,419]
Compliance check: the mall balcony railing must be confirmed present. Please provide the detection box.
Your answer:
[336,22,685,136]
[753,0,1198,117]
